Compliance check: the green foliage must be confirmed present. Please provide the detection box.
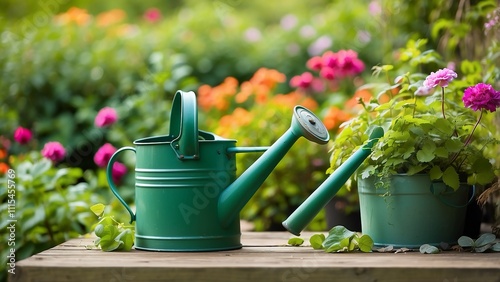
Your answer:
[91,203,135,252]
[0,152,105,278]
[419,244,440,254]
[310,225,373,253]
[329,39,500,191]
[458,233,500,253]
[287,237,304,246]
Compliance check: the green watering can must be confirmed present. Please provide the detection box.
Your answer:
[107,90,382,251]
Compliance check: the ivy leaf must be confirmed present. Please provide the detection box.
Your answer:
[442,166,459,190]
[288,237,304,246]
[419,244,440,254]
[357,234,374,252]
[444,138,463,153]
[310,234,325,250]
[434,147,449,158]
[429,166,443,180]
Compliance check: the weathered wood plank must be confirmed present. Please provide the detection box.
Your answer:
[10,232,500,282]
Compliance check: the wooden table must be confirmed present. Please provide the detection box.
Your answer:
[11,232,500,282]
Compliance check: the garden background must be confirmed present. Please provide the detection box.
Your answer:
[1,0,499,280]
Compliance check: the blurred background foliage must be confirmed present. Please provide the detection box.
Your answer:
[1,1,499,280]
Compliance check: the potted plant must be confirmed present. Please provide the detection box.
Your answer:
[327,40,500,247]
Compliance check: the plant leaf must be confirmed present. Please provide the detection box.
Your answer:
[90,203,106,217]
[457,236,474,247]
[288,237,304,246]
[357,234,374,252]
[419,244,440,254]
[474,244,493,253]
[490,242,500,252]
[442,166,459,190]
[310,234,326,250]
[475,233,496,247]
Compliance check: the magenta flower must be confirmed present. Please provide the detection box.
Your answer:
[13,126,32,144]
[423,68,457,88]
[143,8,161,23]
[320,67,335,80]
[94,143,117,168]
[95,107,118,127]
[306,56,323,71]
[321,50,364,78]
[290,72,314,88]
[112,161,128,183]
[41,142,66,162]
[463,83,500,112]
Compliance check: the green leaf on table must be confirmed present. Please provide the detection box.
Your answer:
[288,237,304,246]
[419,244,440,254]
[357,234,374,252]
[310,234,325,250]
[323,226,355,248]
[490,243,500,252]
[475,233,496,247]
[458,236,474,247]
[474,244,493,253]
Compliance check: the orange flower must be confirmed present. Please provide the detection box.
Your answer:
[250,68,286,89]
[216,108,253,137]
[272,92,318,110]
[235,81,253,104]
[0,149,6,159]
[323,106,352,131]
[96,9,126,27]
[54,7,91,26]
[345,89,372,110]
[198,77,238,111]
[0,162,9,174]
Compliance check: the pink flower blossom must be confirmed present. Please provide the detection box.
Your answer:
[321,50,364,78]
[423,68,457,88]
[290,72,314,88]
[320,67,335,80]
[111,161,127,183]
[306,56,323,71]
[143,8,161,23]
[415,85,433,96]
[41,142,66,162]
[95,107,118,127]
[463,83,500,112]
[94,143,117,167]
[13,126,32,144]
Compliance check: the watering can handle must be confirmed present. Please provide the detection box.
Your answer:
[107,146,136,223]
[170,90,199,160]
[430,183,475,208]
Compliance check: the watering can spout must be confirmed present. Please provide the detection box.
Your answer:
[218,106,330,227]
[282,127,384,236]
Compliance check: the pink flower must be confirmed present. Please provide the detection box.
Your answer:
[94,143,117,167]
[306,56,323,71]
[320,67,335,80]
[423,68,457,88]
[13,127,32,144]
[95,107,118,127]
[290,72,314,89]
[415,85,433,96]
[111,161,127,183]
[463,83,500,112]
[321,50,364,78]
[143,8,161,23]
[41,142,66,162]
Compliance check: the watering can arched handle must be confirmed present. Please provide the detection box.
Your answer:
[107,146,136,223]
[170,90,199,160]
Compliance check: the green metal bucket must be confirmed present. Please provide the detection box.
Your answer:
[358,174,473,248]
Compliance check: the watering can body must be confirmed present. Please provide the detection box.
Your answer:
[107,90,331,251]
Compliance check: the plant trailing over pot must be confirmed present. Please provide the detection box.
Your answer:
[328,39,500,192]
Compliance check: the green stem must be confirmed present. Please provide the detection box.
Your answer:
[448,110,484,166]
[441,87,446,119]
